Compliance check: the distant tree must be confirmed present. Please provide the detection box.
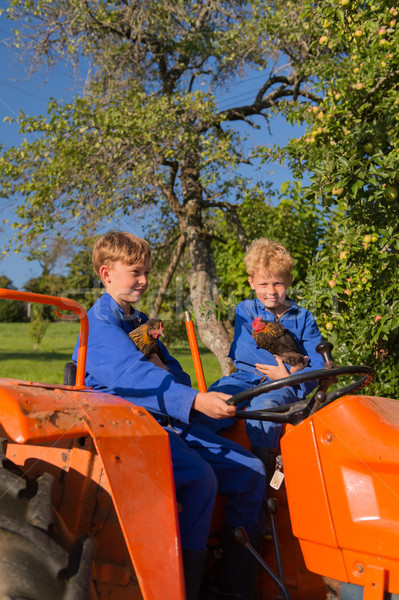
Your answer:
[28,303,49,351]
[23,235,69,318]
[28,236,73,273]
[0,275,26,322]
[24,274,66,296]
[0,276,13,289]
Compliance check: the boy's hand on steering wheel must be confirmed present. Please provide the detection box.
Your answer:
[193,391,235,419]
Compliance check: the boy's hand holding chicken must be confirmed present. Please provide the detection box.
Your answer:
[251,316,308,380]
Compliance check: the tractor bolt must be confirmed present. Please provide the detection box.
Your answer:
[354,563,364,575]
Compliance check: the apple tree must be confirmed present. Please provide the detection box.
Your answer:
[273,0,399,394]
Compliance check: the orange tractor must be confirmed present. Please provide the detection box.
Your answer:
[0,288,396,600]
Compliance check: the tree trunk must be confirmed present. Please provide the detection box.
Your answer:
[187,252,233,377]
[179,155,233,377]
[184,224,233,376]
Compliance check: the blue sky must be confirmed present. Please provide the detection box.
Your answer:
[0,8,303,289]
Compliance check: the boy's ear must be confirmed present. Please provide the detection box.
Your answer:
[99,264,111,283]
[248,276,255,289]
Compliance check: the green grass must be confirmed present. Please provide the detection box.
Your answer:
[0,322,221,387]
[173,343,222,389]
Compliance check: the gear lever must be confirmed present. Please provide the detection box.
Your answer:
[232,526,291,600]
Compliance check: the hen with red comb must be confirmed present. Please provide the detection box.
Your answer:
[251,316,307,369]
[129,318,166,363]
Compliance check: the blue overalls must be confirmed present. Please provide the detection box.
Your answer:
[72,293,266,551]
[204,297,324,449]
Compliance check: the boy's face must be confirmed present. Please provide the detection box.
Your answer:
[100,258,150,311]
[248,271,292,313]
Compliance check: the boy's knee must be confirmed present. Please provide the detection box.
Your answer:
[236,452,267,495]
[250,388,296,411]
[249,395,280,411]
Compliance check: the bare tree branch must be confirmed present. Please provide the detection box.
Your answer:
[150,234,186,316]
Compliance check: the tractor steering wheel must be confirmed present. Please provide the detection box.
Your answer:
[226,342,375,426]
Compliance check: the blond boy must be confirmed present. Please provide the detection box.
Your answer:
[206,238,324,473]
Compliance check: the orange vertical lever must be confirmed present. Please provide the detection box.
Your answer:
[184,311,207,393]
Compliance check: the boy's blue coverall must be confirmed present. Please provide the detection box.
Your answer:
[72,292,266,551]
[203,297,324,449]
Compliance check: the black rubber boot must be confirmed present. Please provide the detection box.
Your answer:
[215,527,264,600]
[182,548,208,600]
[251,447,278,487]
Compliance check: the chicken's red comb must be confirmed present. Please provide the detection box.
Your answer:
[252,316,263,330]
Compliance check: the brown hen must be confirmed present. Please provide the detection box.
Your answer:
[251,316,307,369]
[129,318,166,363]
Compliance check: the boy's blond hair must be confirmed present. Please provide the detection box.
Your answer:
[92,231,151,278]
[244,238,294,278]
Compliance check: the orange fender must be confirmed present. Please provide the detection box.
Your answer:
[0,379,185,600]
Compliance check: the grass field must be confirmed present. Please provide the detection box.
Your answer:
[0,321,221,387]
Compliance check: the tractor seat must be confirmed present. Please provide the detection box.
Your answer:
[64,362,77,386]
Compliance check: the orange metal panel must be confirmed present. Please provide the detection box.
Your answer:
[282,394,399,594]
[313,396,399,563]
[0,380,92,442]
[81,401,185,600]
[341,551,397,597]
[281,417,348,582]
[283,393,399,595]
[0,382,185,600]
[363,566,386,600]
[281,417,341,548]
[298,540,348,582]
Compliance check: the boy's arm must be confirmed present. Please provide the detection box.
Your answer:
[254,356,303,380]
[80,320,197,423]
